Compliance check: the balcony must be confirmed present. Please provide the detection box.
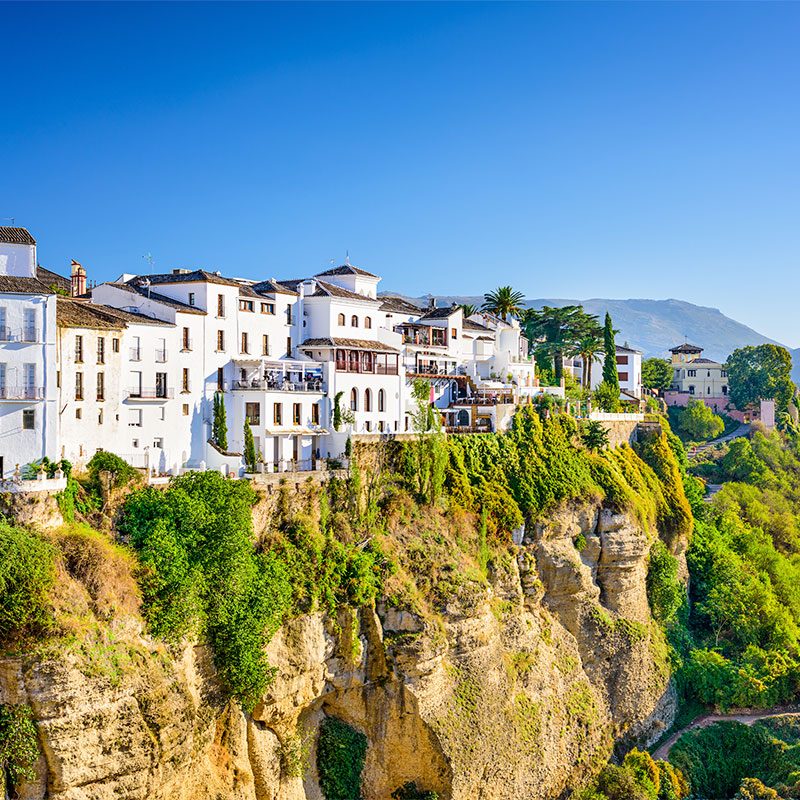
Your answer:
[232,378,325,393]
[129,348,141,361]
[0,385,45,401]
[0,328,41,344]
[155,348,168,363]
[126,387,174,400]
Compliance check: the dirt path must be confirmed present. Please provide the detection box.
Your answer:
[652,706,800,761]
[689,423,750,461]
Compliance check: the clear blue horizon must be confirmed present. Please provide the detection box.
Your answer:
[3,2,799,345]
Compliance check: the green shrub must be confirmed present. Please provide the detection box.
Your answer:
[676,399,725,443]
[392,783,439,800]
[317,716,367,800]
[0,704,39,788]
[647,540,685,625]
[0,522,55,645]
[86,451,139,489]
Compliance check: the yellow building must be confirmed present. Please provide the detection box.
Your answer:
[669,343,729,399]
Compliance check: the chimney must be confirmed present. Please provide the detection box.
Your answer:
[70,260,87,297]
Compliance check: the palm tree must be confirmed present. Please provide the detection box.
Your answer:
[460,303,478,318]
[574,331,605,388]
[482,286,525,321]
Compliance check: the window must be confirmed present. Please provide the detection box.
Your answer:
[707,386,711,394]
[311,403,320,425]
[75,372,84,400]
[182,327,191,350]
[129,409,143,427]
[350,387,358,411]
[155,337,167,363]
[22,409,34,430]
[23,308,36,342]
[75,335,84,363]
[98,409,103,425]
[364,388,372,412]
[130,371,143,397]
[75,408,82,420]
[96,372,105,401]
[260,302,275,315]
[239,299,254,312]
[216,330,225,351]
[618,372,629,382]
[722,385,728,395]
[262,335,270,356]
[97,337,105,364]
[451,327,457,339]
[338,313,345,326]
[245,402,261,425]
[286,337,292,357]
[365,316,372,329]
[182,368,190,392]
[182,403,189,416]
[155,372,168,398]
[616,355,629,365]
[365,421,372,432]
[188,292,195,306]
[293,403,301,425]
[273,402,282,425]
[687,369,696,377]
[23,363,35,397]
[378,389,385,412]
[112,338,120,353]
[132,439,139,448]
[286,304,293,324]
[351,315,359,327]
[154,437,163,449]
[217,294,225,317]
[241,332,249,354]
[0,307,6,339]
[217,367,224,391]
[689,385,695,395]
[378,421,385,432]
[721,370,728,378]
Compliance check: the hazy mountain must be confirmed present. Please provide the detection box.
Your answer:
[382,293,783,363]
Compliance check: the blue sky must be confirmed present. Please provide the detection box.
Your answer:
[3,2,800,344]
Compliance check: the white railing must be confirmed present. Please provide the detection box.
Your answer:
[588,412,645,422]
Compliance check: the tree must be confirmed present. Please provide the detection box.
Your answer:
[243,421,257,473]
[734,778,781,800]
[678,399,724,442]
[575,331,605,388]
[726,344,795,412]
[459,303,477,318]
[643,358,673,392]
[523,305,601,384]
[594,380,621,413]
[580,420,610,452]
[602,312,620,391]
[212,392,228,451]
[482,286,525,321]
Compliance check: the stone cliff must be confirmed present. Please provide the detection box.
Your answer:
[1,494,679,800]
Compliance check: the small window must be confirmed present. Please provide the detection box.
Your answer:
[217,367,224,391]
[351,315,358,327]
[182,403,190,416]
[97,337,105,364]
[262,335,270,356]
[132,439,139,448]
[245,402,261,425]
[311,403,320,425]
[188,292,195,306]
[273,402,282,425]
[22,409,34,430]
[350,387,358,411]
[239,299,254,312]
[182,327,191,350]
[241,332,249,354]
[98,409,104,425]
[293,403,301,425]
[75,408,82,419]
[75,372,84,400]
[216,330,225,351]
[451,327,457,339]
[182,368,190,392]
[364,388,372,412]
[75,335,84,363]
[112,337,120,353]
[286,304,293,324]
[364,316,372,329]
[96,372,105,401]
[286,337,292,357]
[261,302,275,314]
[378,389,385,412]
[154,437,164,449]
[217,294,225,317]
[338,313,345,326]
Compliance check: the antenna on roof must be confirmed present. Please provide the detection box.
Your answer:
[142,253,155,272]
[344,251,350,266]
[1,218,15,226]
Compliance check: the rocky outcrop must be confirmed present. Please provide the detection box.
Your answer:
[4,499,677,800]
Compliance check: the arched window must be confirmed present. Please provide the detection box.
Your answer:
[337,313,345,326]
[364,388,372,412]
[364,316,372,329]
[378,389,385,412]
[351,315,359,327]
[350,387,358,411]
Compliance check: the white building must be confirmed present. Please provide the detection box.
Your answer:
[0,228,58,478]
[574,343,644,402]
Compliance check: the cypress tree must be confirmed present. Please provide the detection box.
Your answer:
[243,420,257,472]
[602,312,620,392]
[213,392,228,451]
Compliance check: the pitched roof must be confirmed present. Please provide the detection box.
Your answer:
[113,281,205,314]
[0,276,53,294]
[300,337,399,353]
[57,298,126,330]
[314,264,378,279]
[0,227,36,246]
[419,304,460,321]
[37,266,71,293]
[463,319,493,333]
[616,344,642,354]
[670,342,703,353]
[251,279,299,296]
[379,296,423,315]
[275,278,304,293]
[136,269,241,288]
[310,280,379,303]
[692,357,723,365]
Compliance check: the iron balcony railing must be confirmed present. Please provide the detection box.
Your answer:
[0,328,41,343]
[129,348,141,361]
[0,385,45,400]
[232,378,325,392]
[155,348,168,363]
[127,387,174,400]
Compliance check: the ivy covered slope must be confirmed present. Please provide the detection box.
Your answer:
[0,405,696,800]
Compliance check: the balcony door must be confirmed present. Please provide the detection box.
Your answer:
[23,364,36,398]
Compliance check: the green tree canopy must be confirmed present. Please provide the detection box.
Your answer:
[481,286,525,321]
[678,399,725,442]
[726,344,795,412]
[602,312,620,391]
[642,358,673,392]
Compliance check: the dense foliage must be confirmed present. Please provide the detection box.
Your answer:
[726,345,795,413]
[0,521,55,645]
[676,399,725,442]
[643,358,674,392]
[212,391,228,450]
[316,716,367,800]
[577,748,689,800]
[0,704,39,789]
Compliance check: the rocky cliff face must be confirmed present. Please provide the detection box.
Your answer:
[2,499,678,800]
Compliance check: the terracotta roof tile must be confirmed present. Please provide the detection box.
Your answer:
[300,337,399,353]
[315,264,378,279]
[0,227,36,246]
